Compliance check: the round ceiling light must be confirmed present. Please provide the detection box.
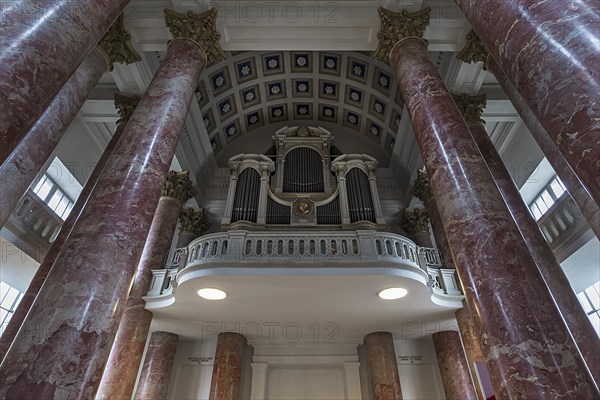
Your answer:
[378,287,408,300]
[197,288,227,300]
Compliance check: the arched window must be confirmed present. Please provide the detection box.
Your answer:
[346,168,376,223]
[231,168,261,223]
[283,147,324,192]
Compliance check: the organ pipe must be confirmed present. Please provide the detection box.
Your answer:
[346,168,376,223]
[283,147,324,192]
[231,168,261,223]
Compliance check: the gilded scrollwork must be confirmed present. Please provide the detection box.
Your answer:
[114,93,140,126]
[96,14,141,70]
[452,93,487,125]
[372,7,431,64]
[162,170,196,204]
[456,29,490,66]
[164,8,226,67]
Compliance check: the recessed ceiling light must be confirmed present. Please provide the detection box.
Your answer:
[378,288,408,300]
[197,288,227,300]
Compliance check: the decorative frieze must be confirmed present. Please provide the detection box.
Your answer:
[402,208,430,234]
[373,7,431,64]
[456,29,489,66]
[114,93,141,126]
[452,93,487,125]
[96,14,142,70]
[161,170,196,204]
[164,8,226,67]
[412,168,433,202]
[178,208,210,236]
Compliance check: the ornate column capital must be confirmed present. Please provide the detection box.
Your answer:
[178,208,210,236]
[373,7,431,64]
[456,30,490,66]
[402,208,430,234]
[452,93,487,125]
[96,15,142,70]
[412,168,433,202]
[114,93,141,125]
[161,170,196,204]
[164,8,226,67]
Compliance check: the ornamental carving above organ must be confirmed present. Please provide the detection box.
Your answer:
[221,126,386,230]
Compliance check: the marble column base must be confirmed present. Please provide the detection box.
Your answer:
[432,331,477,400]
[134,331,179,400]
[365,332,402,400]
[96,307,153,400]
[209,332,247,400]
[456,306,485,400]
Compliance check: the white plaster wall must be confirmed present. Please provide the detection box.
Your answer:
[166,339,217,400]
[0,236,39,292]
[394,338,447,400]
[267,366,346,399]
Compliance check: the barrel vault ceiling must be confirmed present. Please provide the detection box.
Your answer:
[61,0,543,216]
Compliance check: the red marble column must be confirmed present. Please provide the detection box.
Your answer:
[456,306,486,400]
[432,331,478,400]
[455,93,600,384]
[402,208,434,248]
[97,171,195,400]
[0,16,140,228]
[365,331,402,400]
[134,331,179,400]
[376,7,597,398]
[0,0,129,164]
[0,93,139,362]
[453,0,600,205]
[0,8,221,397]
[412,170,455,269]
[209,332,247,400]
[486,56,600,239]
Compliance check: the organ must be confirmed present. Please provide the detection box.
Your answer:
[221,125,386,230]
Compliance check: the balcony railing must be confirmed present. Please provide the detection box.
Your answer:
[145,230,463,304]
[3,190,64,261]
[538,193,592,261]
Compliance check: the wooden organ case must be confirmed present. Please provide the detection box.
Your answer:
[221,126,386,230]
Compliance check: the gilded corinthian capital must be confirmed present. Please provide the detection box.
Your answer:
[162,170,196,204]
[411,168,433,202]
[114,93,140,125]
[402,208,430,234]
[164,8,226,67]
[456,30,490,66]
[452,93,487,124]
[96,14,142,70]
[179,208,210,236]
[372,7,431,64]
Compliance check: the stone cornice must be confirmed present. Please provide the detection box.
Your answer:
[162,170,196,204]
[456,29,489,66]
[164,8,226,67]
[179,208,210,235]
[372,7,431,64]
[452,93,487,125]
[114,93,140,126]
[96,15,142,70]
[412,168,433,202]
[402,208,430,234]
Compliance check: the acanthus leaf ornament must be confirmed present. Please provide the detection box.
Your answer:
[179,208,210,236]
[96,14,142,70]
[456,29,490,67]
[114,93,141,126]
[411,168,433,202]
[162,170,196,204]
[372,7,431,64]
[164,8,227,67]
[402,208,430,234]
[452,93,487,125]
